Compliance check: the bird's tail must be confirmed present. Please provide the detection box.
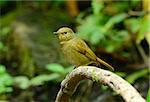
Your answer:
[96,57,114,71]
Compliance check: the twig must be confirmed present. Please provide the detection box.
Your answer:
[55,66,146,102]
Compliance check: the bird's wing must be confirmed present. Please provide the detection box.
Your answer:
[72,38,114,71]
[72,38,97,61]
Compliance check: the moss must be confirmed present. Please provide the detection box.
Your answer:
[91,69,99,82]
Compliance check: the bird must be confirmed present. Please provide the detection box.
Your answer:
[54,27,114,71]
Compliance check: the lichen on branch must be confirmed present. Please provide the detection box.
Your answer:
[55,66,146,102]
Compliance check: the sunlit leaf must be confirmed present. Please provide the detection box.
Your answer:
[46,63,65,74]
[0,65,13,86]
[92,0,104,15]
[13,76,30,89]
[147,88,150,102]
[115,72,126,77]
[30,74,60,86]
[5,87,13,92]
[0,65,13,93]
[77,15,101,41]
[1,26,11,36]
[65,66,74,73]
[0,64,6,74]
[105,44,115,52]
[104,13,128,30]
[137,16,150,44]
[90,28,104,45]
[0,85,12,93]
[126,68,149,84]
[124,18,140,33]
[0,74,13,86]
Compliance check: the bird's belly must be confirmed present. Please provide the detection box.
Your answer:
[62,46,90,66]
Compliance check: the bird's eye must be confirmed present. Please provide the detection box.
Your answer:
[64,32,67,34]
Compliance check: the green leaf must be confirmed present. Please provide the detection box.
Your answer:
[147,88,150,102]
[46,63,65,74]
[0,65,13,93]
[0,42,5,50]
[0,64,6,74]
[13,76,30,89]
[101,85,108,91]
[104,13,128,30]
[124,18,140,33]
[105,44,115,52]
[1,26,11,36]
[137,16,150,44]
[92,0,104,15]
[125,69,149,84]
[30,74,60,86]
[90,29,104,45]
[115,72,126,77]
[112,30,129,44]
[77,15,101,41]
[113,2,129,13]
[5,87,13,92]
[0,86,13,93]
[0,85,7,94]
[0,67,13,86]
[65,66,74,73]
[0,74,13,86]
[130,0,140,8]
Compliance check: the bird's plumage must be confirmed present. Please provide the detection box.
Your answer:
[55,27,114,71]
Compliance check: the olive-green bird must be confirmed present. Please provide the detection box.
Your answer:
[54,27,114,71]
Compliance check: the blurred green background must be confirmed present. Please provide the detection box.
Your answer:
[0,0,149,102]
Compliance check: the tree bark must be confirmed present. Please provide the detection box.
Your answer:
[55,66,146,102]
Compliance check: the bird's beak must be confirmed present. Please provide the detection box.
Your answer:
[53,32,59,35]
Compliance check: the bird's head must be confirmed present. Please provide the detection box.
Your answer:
[54,27,75,42]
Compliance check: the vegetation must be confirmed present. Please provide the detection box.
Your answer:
[0,0,149,101]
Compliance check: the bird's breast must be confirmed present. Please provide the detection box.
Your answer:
[61,41,90,66]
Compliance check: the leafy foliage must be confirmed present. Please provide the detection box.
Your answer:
[0,26,10,55]
[13,63,73,89]
[92,0,104,15]
[0,0,148,101]
[125,69,149,84]
[13,76,30,89]
[137,15,150,44]
[0,0,8,7]
[76,1,149,100]
[46,63,66,74]
[147,88,150,102]
[76,0,148,58]
[30,74,60,86]
[0,65,13,94]
[77,8,129,54]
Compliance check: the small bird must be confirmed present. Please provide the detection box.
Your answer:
[54,27,114,71]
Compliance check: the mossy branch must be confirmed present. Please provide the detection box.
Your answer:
[55,66,146,102]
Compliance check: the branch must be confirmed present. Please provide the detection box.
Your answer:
[65,0,79,17]
[55,66,146,102]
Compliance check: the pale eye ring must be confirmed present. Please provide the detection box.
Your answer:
[64,32,67,34]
